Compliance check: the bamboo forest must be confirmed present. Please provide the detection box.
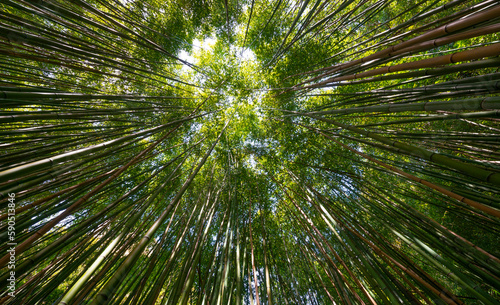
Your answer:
[1,0,500,304]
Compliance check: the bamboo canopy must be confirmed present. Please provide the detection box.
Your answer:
[0,0,499,304]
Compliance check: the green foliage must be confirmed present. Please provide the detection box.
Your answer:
[0,0,499,304]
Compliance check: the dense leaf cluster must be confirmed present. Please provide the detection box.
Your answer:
[0,0,499,304]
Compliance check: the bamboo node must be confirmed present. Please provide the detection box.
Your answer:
[449,53,456,64]
[484,172,495,183]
